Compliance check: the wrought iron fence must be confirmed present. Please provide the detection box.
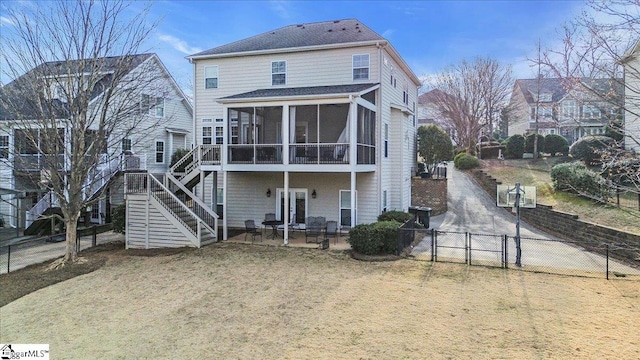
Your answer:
[0,226,120,274]
[405,229,640,279]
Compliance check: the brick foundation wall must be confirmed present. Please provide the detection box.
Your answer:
[411,177,447,216]
[469,169,640,262]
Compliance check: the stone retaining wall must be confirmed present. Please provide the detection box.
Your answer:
[470,169,640,262]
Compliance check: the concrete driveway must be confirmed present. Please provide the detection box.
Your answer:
[412,163,640,276]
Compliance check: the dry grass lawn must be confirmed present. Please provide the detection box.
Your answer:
[1,242,639,359]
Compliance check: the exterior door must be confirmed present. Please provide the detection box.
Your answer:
[277,188,307,228]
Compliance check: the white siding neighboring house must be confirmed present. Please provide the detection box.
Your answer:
[622,39,640,153]
[125,19,421,247]
[0,54,193,233]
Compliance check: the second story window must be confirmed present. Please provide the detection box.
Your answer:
[0,135,9,159]
[122,138,132,152]
[202,126,212,145]
[562,100,576,118]
[583,104,601,118]
[403,83,409,105]
[141,95,164,117]
[353,54,370,80]
[215,126,224,145]
[271,61,286,85]
[205,65,219,89]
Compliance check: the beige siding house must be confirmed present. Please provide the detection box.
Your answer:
[124,19,420,247]
[507,78,622,144]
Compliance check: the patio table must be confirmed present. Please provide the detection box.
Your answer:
[262,220,284,239]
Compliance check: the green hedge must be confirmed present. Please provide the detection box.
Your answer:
[550,162,610,200]
[347,221,400,255]
[378,211,413,223]
[524,133,545,154]
[544,134,569,156]
[454,153,480,170]
[505,134,525,159]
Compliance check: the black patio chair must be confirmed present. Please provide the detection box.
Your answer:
[325,220,338,244]
[245,219,262,243]
[305,216,326,243]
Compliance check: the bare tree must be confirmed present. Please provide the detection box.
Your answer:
[0,0,159,265]
[533,0,640,190]
[424,57,513,154]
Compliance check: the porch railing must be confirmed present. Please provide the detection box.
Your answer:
[13,154,64,172]
[228,144,283,164]
[290,143,349,164]
[166,173,219,234]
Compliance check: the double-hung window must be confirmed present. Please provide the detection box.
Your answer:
[202,126,213,145]
[122,138,132,152]
[215,126,224,145]
[339,190,357,228]
[205,65,219,89]
[384,123,389,158]
[155,140,165,163]
[352,54,370,80]
[0,135,9,159]
[140,95,164,117]
[271,61,286,85]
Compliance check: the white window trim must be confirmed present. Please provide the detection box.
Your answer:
[204,65,219,89]
[155,140,165,164]
[0,134,9,159]
[155,97,165,118]
[339,190,357,228]
[352,54,370,81]
[214,125,224,145]
[271,60,287,86]
[122,138,132,152]
[384,123,389,158]
[202,126,213,145]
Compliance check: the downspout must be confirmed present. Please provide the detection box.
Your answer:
[377,41,383,215]
[191,59,197,149]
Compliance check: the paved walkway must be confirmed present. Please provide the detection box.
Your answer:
[412,163,640,276]
[0,231,124,274]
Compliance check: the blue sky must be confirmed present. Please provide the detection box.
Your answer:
[1,1,585,90]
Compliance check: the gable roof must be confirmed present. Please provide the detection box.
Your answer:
[0,53,192,120]
[189,19,383,58]
[512,77,623,105]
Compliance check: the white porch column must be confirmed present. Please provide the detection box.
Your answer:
[349,96,357,166]
[222,170,228,240]
[284,171,289,245]
[350,171,356,228]
[283,105,290,165]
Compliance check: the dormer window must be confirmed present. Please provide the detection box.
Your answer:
[52,83,67,103]
[353,54,369,80]
[539,93,551,102]
[271,61,286,86]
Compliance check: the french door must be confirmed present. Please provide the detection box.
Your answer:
[276,188,307,228]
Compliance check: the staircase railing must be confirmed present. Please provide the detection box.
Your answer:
[25,190,59,228]
[170,145,221,180]
[125,173,216,244]
[166,173,218,236]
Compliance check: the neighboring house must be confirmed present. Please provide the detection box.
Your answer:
[0,53,192,233]
[621,39,640,153]
[124,18,421,248]
[417,89,456,144]
[507,77,622,144]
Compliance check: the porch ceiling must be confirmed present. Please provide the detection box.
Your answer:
[218,83,378,103]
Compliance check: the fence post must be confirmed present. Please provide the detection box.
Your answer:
[466,232,471,265]
[606,244,609,280]
[616,186,620,208]
[7,244,10,273]
[504,235,509,269]
[92,225,97,247]
[433,229,438,262]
